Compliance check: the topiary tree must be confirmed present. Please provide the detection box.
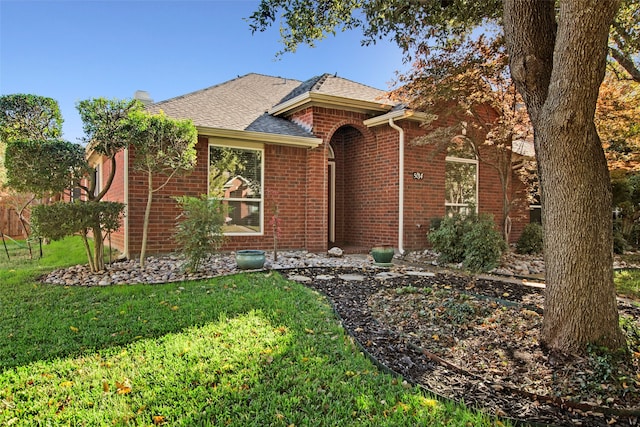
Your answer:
[8,98,142,272]
[70,98,143,271]
[0,94,63,185]
[0,94,65,246]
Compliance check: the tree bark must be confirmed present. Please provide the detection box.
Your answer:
[140,172,154,269]
[504,0,626,353]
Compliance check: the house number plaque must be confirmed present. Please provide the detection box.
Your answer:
[412,172,424,180]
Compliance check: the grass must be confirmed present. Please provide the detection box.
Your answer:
[614,268,640,300]
[0,236,505,426]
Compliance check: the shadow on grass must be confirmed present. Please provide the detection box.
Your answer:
[0,270,310,370]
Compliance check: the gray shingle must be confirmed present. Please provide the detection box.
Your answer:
[147,73,303,134]
[278,73,394,106]
[146,72,393,138]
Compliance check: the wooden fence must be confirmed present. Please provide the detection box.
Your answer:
[0,206,25,238]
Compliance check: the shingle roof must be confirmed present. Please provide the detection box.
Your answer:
[146,72,392,138]
[277,73,392,105]
[147,73,307,136]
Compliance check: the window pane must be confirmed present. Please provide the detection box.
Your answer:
[209,145,263,235]
[446,205,473,217]
[209,146,262,199]
[222,200,261,233]
[445,161,477,206]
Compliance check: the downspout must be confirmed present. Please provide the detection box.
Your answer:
[388,118,405,255]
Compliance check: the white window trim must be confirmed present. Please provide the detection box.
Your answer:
[444,155,479,214]
[208,140,265,236]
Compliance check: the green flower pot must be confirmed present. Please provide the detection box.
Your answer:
[236,250,266,270]
[371,246,395,267]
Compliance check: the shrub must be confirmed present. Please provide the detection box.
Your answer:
[428,213,471,264]
[462,215,508,272]
[428,211,506,272]
[516,222,544,254]
[174,195,226,272]
[613,226,630,255]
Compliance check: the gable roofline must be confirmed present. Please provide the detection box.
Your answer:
[197,126,322,149]
[270,73,396,116]
[150,73,300,109]
[269,91,393,116]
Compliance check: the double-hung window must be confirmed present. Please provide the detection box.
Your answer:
[209,143,263,235]
[445,142,478,216]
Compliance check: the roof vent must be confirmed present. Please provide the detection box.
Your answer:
[134,90,153,106]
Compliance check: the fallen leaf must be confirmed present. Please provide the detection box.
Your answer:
[102,381,110,392]
[152,415,166,425]
[69,326,79,333]
[116,379,132,395]
[60,381,73,388]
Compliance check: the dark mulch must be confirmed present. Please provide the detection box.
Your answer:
[281,267,640,427]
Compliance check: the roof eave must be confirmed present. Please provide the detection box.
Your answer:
[269,92,393,116]
[197,126,322,149]
[363,110,433,127]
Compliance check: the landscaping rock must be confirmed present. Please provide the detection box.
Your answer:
[327,247,344,257]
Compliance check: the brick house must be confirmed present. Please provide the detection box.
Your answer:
[96,73,529,258]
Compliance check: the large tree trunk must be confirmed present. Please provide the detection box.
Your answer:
[504,0,626,353]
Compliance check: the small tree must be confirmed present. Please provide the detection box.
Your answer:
[390,34,531,242]
[72,98,144,271]
[267,190,282,262]
[126,110,197,268]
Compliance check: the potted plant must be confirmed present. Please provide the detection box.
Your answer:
[370,246,395,266]
[235,249,266,269]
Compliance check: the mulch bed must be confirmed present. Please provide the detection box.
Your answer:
[282,267,640,427]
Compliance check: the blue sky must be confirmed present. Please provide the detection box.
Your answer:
[0,0,407,143]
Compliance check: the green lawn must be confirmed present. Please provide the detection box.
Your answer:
[0,237,505,426]
[614,269,640,300]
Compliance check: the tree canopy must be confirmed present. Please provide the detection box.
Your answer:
[250,0,639,82]
[0,94,63,142]
[5,139,87,196]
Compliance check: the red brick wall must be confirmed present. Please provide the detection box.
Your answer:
[104,105,528,258]
[101,151,127,252]
[115,135,320,257]
[402,121,447,250]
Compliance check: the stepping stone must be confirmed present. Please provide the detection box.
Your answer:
[338,274,365,282]
[375,272,404,280]
[315,275,335,281]
[406,271,436,277]
[288,274,313,283]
